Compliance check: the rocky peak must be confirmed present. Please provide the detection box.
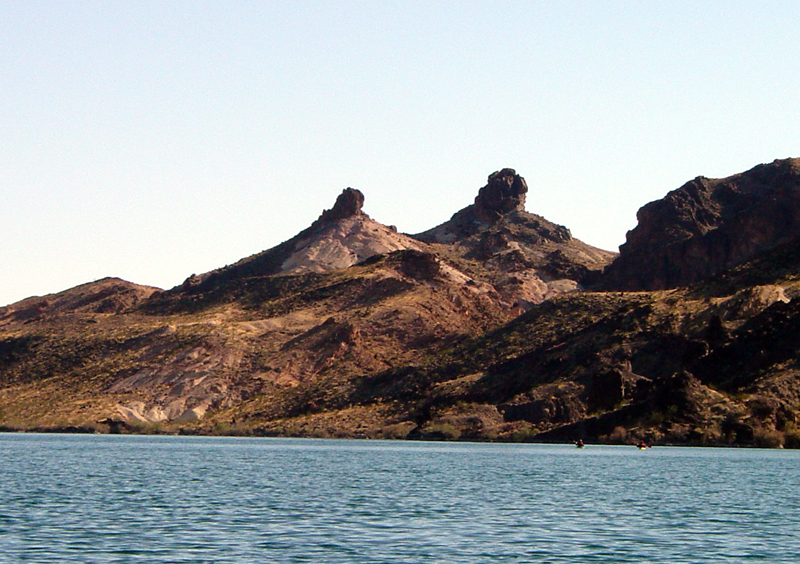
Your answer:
[317,188,366,223]
[474,168,528,220]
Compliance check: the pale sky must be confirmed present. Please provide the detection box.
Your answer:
[2,1,799,306]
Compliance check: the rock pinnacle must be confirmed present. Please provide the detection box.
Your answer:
[318,188,366,223]
[474,168,528,220]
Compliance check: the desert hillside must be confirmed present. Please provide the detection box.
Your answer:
[2,161,800,447]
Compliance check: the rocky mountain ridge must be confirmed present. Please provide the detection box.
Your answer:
[2,160,800,448]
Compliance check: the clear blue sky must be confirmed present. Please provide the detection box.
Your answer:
[2,1,798,306]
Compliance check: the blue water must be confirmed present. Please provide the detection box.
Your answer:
[1,435,799,563]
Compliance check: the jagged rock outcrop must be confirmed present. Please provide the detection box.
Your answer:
[415,168,533,242]
[601,158,800,291]
[587,361,649,413]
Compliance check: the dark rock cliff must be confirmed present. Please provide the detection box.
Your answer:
[600,158,800,291]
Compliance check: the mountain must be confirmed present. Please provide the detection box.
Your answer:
[0,169,605,433]
[161,169,614,313]
[2,161,800,448]
[0,278,159,324]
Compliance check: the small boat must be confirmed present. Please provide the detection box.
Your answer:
[575,439,585,449]
[636,441,648,450]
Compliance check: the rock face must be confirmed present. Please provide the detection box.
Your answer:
[278,217,423,275]
[279,188,422,274]
[601,158,800,291]
[415,169,533,242]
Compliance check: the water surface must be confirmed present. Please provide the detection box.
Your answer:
[1,434,798,563]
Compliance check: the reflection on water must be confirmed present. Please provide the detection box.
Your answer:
[1,434,799,563]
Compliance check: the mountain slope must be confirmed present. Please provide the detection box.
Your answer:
[0,250,510,430]
[0,278,159,329]
[0,177,522,430]
[260,236,800,445]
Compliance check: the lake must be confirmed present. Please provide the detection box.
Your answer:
[1,434,798,563]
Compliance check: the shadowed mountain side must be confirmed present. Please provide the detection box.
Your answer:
[600,158,800,291]
[329,244,800,445]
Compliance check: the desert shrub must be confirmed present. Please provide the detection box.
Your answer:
[783,431,800,449]
[380,422,416,439]
[129,421,166,435]
[426,422,461,441]
[608,426,628,443]
[510,425,537,442]
[753,428,783,448]
[208,421,253,436]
